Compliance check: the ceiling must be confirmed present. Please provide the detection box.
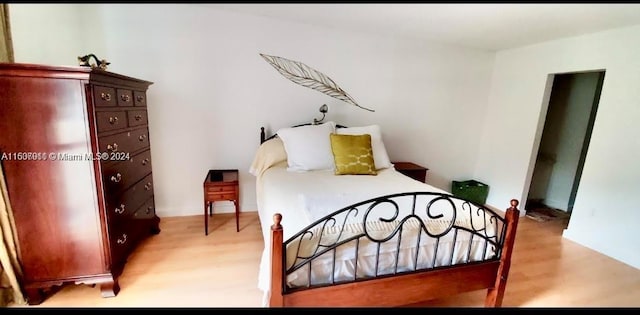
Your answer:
[204,3,640,51]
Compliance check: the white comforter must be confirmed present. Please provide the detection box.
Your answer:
[256,163,498,305]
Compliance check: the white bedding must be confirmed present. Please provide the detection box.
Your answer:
[256,162,500,306]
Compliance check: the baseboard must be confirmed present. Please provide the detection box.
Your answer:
[155,202,258,217]
[542,198,568,212]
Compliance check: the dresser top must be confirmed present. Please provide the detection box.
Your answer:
[0,62,153,88]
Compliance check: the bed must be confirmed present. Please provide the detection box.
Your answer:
[251,122,520,307]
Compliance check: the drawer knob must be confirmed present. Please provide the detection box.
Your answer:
[115,204,125,214]
[139,134,147,141]
[110,173,122,183]
[146,206,153,214]
[117,233,128,244]
[101,92,111,101]
[135,114,143,121]
[144,182,152,191]
[136,95,144,102]
[106,143,118,152]
[109,116,119,124]
[121,94,130,102]
[141,158,150,166]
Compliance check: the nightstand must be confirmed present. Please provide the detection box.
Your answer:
[203,169,240,235]
[392,162,429,183]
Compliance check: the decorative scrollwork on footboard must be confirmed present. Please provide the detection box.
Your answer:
[282,192,507,292]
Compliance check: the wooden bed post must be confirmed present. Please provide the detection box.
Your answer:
[485,199,520,307]
[260,127,266,144]
[269,213,284,307]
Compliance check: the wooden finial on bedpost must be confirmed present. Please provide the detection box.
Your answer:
[485,199,520,307]
[271,213,282,230]
[509,199,519,212]
[270,213,284,307]
[260,127,266,144]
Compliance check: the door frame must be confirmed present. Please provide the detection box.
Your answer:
[521,69,606,217]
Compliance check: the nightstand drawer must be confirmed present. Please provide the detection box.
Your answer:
[205,185,236,193]
[207,192,237,201]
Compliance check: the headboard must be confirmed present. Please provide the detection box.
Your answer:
[260,123,347,144]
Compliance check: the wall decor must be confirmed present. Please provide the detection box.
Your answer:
[260,53,374,112]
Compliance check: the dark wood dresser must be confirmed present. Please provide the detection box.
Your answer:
[0,63,160,304]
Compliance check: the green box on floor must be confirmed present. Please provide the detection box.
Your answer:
[451,180,489,205]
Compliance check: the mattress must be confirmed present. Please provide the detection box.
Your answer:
[255,162,499,305]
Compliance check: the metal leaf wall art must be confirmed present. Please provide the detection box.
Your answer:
[260,53,374,112]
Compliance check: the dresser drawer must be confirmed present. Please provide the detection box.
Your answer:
[117,89,133,106]
[133,91,147,107]
[102,150,153,193]
[106,173,154,224]
[127,110,148,127]
[133,197,156,220]
[109,223,134,266]
[93,85,117,107]
[96,111,127,133]
[105,200,132,227]
[98,128,150,155]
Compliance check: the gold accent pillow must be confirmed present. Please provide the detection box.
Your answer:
[330,134,377,175]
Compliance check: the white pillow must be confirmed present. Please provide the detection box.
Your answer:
[277,121,336,172]
[337,125,391,170]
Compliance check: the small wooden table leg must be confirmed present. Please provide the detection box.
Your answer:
[234,200,239,232]
[204,201,209,236]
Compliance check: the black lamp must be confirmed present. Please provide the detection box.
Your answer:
[313,104,329,125]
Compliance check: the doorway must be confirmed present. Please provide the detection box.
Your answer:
[525,70,605,224]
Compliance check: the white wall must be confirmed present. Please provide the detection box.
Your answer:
[9,4,107,66]
[9,4,495,217]
[475,25,640,269]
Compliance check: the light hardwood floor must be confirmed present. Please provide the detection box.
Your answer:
[12,212,640,307]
